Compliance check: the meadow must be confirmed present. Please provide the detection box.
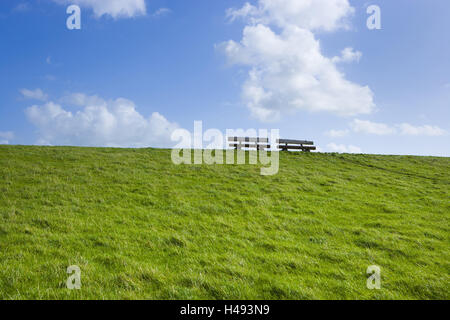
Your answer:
[0,145,448,299]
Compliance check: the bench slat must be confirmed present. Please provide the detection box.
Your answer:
[278,145,316,150]
[228,137,269,143]
[229,143,270,149]
[277,139,314,145]
[227,137,316,152]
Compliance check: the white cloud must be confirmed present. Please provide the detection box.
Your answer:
[25,94,179,148]
[35,139,52,146]
[220,0,374,122]
[350,119,396,135]
[325,129,349,138]
[60,92,105,107]
[349,119,447,137]
[397,123,447,137]
[20,88,48,101]
[227,3,260,23]
[327,143,361,153]
[227,0,355,31]
[332,47,362,63]
[52,0,146,19]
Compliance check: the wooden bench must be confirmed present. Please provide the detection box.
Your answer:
[228,137,270,151]
[277,139,316,152]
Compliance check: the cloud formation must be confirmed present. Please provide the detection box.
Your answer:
[20,88,48,101]
[227,0,354,31]
[220,0,374,122]
[25,93,178,148]
[327,143,361,154]
[53,0,146,18]
[325,129,349,138]
[331,119,448,137]
[350,119,396,135]
[332,47,362,63]
[397,123,447,136]
[351,119,447,137]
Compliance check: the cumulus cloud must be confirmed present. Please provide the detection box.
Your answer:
[20,88,48,101]
[397,123,447,136]
[220,0,374,121]
[332,119,448,137]
[60,92,105,107]
[25,94,178,148]
[327,143,361,154]
[52,0,146,18]
[227,0,355,31]
[332,47,362,63]
[351,119,396,135]
[325,129,349,138]
[227,3,258,22]
[0,131,14,144]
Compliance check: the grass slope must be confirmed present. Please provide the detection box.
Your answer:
[0,146,449,300]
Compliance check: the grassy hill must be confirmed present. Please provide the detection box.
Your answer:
[0,145,448,300]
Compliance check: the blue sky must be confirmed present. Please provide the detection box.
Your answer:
[0,0,449,156]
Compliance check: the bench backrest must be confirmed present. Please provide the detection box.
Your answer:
[277,139,316,152]
[277,139,314,145]
[228,137,316,151]
[228,137,270,150]
[228,137,269,143]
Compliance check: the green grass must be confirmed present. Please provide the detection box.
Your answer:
[0,145,449,300]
